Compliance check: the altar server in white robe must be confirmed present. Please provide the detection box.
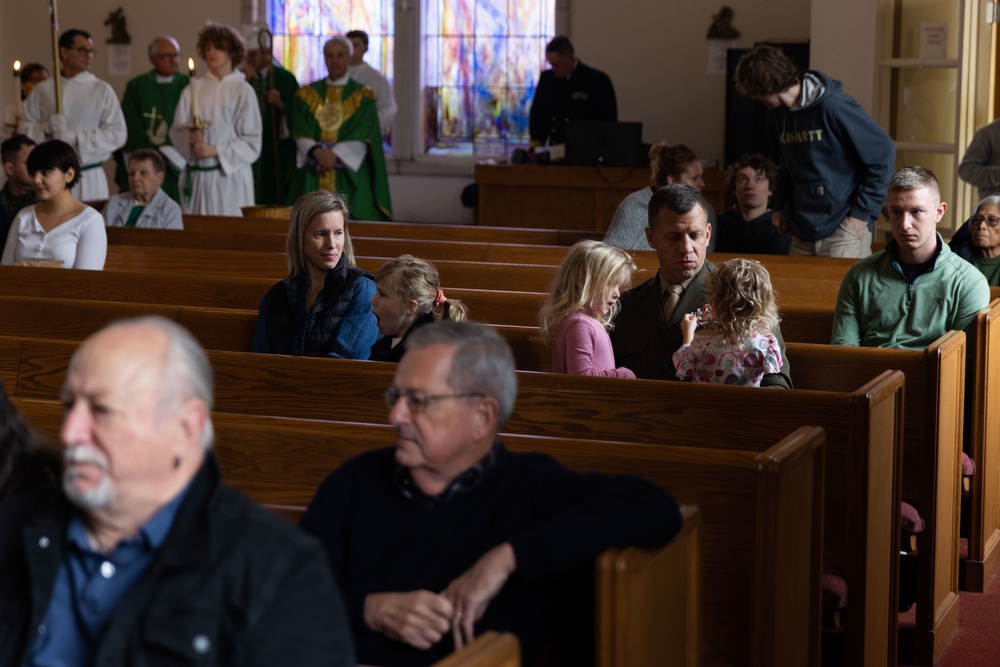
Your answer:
[18,29,126,203]
[169,22,261,216]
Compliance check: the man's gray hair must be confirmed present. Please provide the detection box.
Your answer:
[406,321,517,428]
[324,35,354,57]
[90,316,215,449]
[147,36,179,59]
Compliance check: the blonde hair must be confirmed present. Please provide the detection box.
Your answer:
[540,240,636,341]
[703,258,779,342]
[286,190,356,280]
[374,255,468,321]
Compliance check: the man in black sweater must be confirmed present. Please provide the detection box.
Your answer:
[301,321,681,666]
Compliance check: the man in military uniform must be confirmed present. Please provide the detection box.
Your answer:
[528,36,617,147]
[115,36,188,202]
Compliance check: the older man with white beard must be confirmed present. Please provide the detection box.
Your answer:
[0,316,354,667]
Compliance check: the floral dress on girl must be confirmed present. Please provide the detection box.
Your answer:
[673,330,782,386]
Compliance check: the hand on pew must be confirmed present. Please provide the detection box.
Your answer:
[443,542,517,649]
[364,590,455,649]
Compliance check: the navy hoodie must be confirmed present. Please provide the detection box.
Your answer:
[766,70,895,242]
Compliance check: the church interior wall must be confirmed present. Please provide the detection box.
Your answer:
[0,0,880,224]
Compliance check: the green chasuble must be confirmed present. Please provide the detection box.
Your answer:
[250,65,299,205]
[115,71,189,203]
[289,78,392,220]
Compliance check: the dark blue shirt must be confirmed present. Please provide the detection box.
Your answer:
[27,486,189,667]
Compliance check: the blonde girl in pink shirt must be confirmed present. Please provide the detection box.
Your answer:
[540,240,636,377]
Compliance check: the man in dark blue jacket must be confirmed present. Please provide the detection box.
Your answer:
[0,316,354,667]
[734,44,895,258]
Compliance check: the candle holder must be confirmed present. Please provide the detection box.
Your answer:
[185,117,212,131]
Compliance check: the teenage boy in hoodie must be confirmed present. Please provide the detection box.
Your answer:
[733,45,895,258]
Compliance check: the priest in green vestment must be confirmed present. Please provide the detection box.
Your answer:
[243,25,299,206]
[115,36,188,203]
[289,35,391,220]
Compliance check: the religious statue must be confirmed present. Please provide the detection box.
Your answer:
[707,6,740,40]
[104,8,131,44]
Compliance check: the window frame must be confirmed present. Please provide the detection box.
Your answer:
[258,0,568,171]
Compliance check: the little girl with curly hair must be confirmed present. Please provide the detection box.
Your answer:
[673,258,782,386]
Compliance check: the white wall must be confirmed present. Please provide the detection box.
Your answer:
[570,0,811,167]
[809,0,878,112]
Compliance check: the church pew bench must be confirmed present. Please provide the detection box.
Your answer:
[8,340,898,667]
[963,299,1000,592]
[100,239,856,297]
[101,244,567,291]
[184,214,601,246]
[14,395,816,667]
[432,632,521,667]
[105,227,660,269]
[0,296,257,353]
[105,227,866,287]
[786,332,967,664]
[0,267,550,329]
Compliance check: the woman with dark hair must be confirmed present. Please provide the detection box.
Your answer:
[0,139,106,269]
[252,190,378,358]
[950,195,1000,285]
[603,141,716,250]
[169,22,262,216]
[0,382,59,500]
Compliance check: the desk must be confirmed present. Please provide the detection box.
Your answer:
[474,164,726,231]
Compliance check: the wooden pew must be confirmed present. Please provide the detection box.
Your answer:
[184,214,600,246]
[0,296,258,353]
[105,227,658,269]
[0,268,549,329]
[101,245,569,291]
[98,238,855,298]
[14,396,817,667]
[432,632,521,667]
[8,339,897,667]
[787,333,967,664]
[960,298,1000,592]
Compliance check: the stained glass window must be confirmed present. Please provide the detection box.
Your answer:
[267,0,394,87]
[422,0,554,155]
[266,0,554,156]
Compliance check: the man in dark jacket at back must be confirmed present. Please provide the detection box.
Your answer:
[529,35,617,147]
[0,316,354,667]
[733,44,895,258]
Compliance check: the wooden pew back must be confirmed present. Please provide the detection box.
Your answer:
[13,396,818,667]
[7,338,896,666]
[787,333,966,662]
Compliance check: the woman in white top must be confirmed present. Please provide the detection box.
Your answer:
[0,139,106,269]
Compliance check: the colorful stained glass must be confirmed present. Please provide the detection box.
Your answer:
[422,0,553,154]
[267,0,554,155]
[267,0,394,86]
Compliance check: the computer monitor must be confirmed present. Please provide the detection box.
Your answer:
[564,121,643,168]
